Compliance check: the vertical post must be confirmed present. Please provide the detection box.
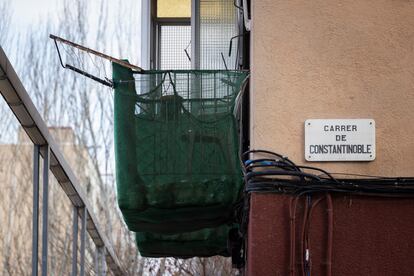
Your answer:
[96,247,106,276]
[191,0,200,70]
[156,24,161,70]
[95,247,100,275]
[191,0,201,115]
[72,206,79,276]
[32,145,40,276]
[101,247,107,276]
[41,145,50,276]
[141,0,151,69]
[237,0,244,69]
[97,247,102,276]
[80,207,87,276]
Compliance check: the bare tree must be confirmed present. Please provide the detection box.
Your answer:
[0,1,11,46]
[0,0,237,274]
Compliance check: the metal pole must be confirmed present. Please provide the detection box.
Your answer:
[32,145,40,276]
[237,0,244,69]
[101,247,107,276]
[95,246,100,275]
[96,247,104,276]
[49,34,142,72]
[72,206,79,276]
[141,0,151,69]
[94,248,99,275]
[191,0,200,70]
[80,207,87,276]
[41,145,50,276]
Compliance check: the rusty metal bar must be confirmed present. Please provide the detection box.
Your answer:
[50,34,143,72]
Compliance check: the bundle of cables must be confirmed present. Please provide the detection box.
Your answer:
[235,149,414,275]
[242,150,414,197]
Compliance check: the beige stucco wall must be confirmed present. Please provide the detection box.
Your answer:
[251,0,414,176]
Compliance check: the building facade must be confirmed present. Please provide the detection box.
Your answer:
[139,0,414,275]
[0,127,135,275]
[248,0,414,275]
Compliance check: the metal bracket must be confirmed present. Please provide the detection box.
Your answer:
[51,38,114,88]
[65,64,113,87]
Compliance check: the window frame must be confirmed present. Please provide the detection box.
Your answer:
[151,0,192,70]
[154,18,191,70]
[149,0,244,70]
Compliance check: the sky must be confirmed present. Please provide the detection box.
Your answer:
[8,0,58,29]
[3,0,141,65]
[0,0,141,147]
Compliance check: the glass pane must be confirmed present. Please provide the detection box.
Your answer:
[157,0,191,18]
[199,0,238,70]
[160,25,191,69]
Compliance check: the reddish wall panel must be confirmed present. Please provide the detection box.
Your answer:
[247,193,414,276]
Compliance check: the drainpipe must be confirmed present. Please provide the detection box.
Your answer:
[242,0,251,31]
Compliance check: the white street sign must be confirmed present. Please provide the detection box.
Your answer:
[305,119,375,162]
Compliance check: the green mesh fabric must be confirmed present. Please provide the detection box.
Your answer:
[113,62,248,234]
[135,225,232,258]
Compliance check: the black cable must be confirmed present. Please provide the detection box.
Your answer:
[243,149,300,171]
[236,149,414,271]
[241,149,414,197]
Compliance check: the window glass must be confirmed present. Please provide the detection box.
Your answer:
[160,25,191,69]
[157,0,191,18]
[199,0,238,69]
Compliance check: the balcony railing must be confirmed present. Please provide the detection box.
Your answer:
[0,47,125,276]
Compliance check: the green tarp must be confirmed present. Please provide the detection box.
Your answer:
[113,62,248,256]
[135,225,232,257]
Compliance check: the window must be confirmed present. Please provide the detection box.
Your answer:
[153,0,191,70]
[149,0,241,70]
[199,0,239,69]
[159,25,191,69]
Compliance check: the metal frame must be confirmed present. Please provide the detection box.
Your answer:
[50,34,145,87]
[148,0,244,70]
[32,145,40,276]
[151,0,192,70]
[50,34,142,72]
[141,0,151,69]
[41,145,50,276]
[79,207,87,276]
[0,47,125,275]
[191,0,200,69]
[71,206,79,276]
[145,0,198,70]
[96,246,106,276]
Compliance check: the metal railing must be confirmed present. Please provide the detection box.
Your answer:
[0,47,125,276]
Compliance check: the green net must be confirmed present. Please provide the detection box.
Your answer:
[113,62,248,235]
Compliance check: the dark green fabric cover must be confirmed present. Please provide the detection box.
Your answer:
[113,62,248,236]
[136,225,231,258]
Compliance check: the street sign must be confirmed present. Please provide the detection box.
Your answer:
[305,119,375,162]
